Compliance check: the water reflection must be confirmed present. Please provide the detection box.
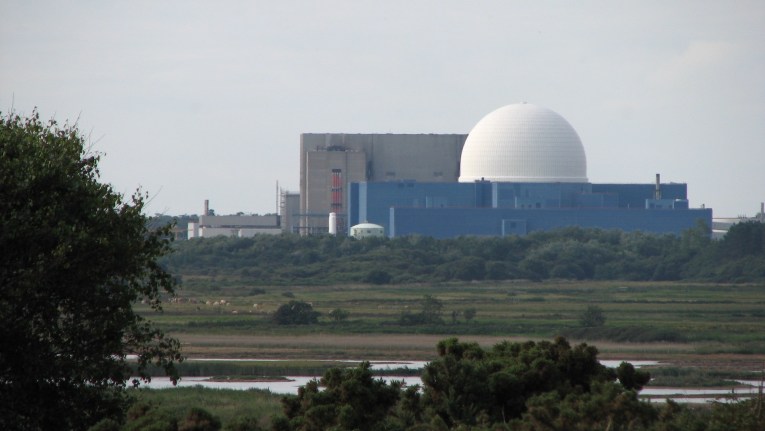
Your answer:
[134,358,759,404]
[137,376,422,394]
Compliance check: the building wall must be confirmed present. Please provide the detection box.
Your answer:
[300,133,467,234]
[349,180,704,239]
[303,149,366,234]
[494,182,594,208]
[390,207,712,238]
[349,181,492,234]
[189,214,281,239]
[592,183,687,208]
[199,214,279,228]
[280,192,300,234]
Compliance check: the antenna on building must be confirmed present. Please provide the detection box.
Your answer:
[654,174,662,200]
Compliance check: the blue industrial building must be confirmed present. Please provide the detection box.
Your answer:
[348,181,710,238]
[342,103,712,239]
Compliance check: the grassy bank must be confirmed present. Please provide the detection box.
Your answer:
[129,387,281,429]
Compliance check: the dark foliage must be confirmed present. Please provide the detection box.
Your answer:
[279,338,765,430]
[363,269,392,284]
[327,308,349,322]
[272,301,320,325]
[580,305,607,327]
[178,407,222,431]
[280,362,402,431]
[399,295,444,325]
[0,111,181,430]
[422,337,618,426]
[161,222,765,285]
[616,361,652,391]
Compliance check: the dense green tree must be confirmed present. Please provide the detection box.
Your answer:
[0,111,181,430]
[363,269,392,284]
[272,301,320,325]
[420,337,620,427]
[282,338,671,430]
[520,380,657,430]
[223,415,265,431]
[178,407,222,431]
[580,305,607,327]
[616,361,651,391]
[719,221,764,258]
[463,307,477,323]
[400,295,445,325]
[162,216,765,285]
[279,362,402,431]
[328,308,350,323]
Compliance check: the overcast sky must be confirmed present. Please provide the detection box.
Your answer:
[2,1,763,217]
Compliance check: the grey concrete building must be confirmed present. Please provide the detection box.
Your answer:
[299,133,467,234]
[279,190,301,234]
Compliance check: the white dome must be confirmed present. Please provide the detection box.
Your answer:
[459,103,587,183]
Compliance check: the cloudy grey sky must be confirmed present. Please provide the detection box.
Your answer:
[2,1,763,217]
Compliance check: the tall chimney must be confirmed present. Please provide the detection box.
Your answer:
[654,174,662,200]
[204,199,209,216]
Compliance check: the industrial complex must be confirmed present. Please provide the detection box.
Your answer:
[191,102,733,240]
[293,103,712,239]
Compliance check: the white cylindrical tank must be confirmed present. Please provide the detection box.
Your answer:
[350,222,384,239]
[328,212,337,235]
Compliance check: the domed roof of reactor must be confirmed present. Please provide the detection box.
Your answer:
[458,103,588,183]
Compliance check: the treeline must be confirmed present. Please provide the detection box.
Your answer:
[161,222,765,284]
[272,337,764,431]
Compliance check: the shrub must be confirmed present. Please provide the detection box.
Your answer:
[579,305,606,327]
[364,269,392,284]
[224,415,265,431]
[178,407,221,431]
[328,308,350,322]
[463,308,477,323]
[272,301,320,325]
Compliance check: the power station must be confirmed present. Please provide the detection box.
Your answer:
[292,103,713,238]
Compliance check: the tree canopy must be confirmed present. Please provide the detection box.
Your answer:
[277,337,761,431]
[162,221,765,285]
[0,111,181,430]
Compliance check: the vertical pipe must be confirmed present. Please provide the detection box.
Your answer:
[655,174,661,200]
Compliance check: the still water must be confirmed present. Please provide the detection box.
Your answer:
[134,359,761,404]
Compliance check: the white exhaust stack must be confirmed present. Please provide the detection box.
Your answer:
[328,212,337,235]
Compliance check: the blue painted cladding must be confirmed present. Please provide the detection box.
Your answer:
[390,207,712,239]
[349,181,492,234]
[592,184,687,208]
[493,183,591,208]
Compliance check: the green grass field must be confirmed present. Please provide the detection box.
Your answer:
[131,279,765,384]
[125,279,765,428]
[129,387,281,429]
[142,279,765,345]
